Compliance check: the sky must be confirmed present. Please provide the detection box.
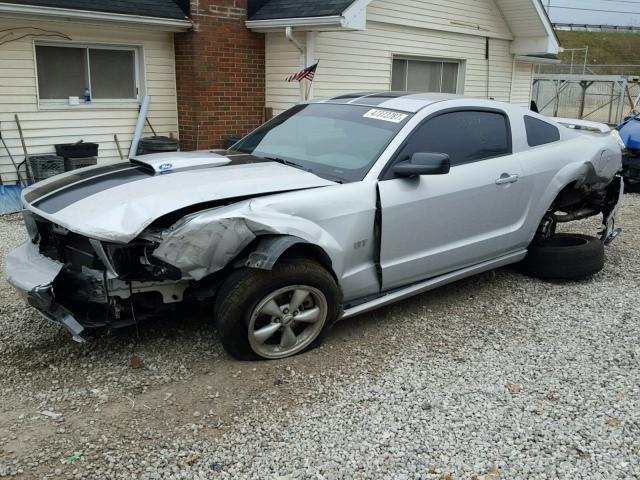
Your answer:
[544,0,640,26]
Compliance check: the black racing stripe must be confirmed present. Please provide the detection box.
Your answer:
[356,92,412,106]
[212,152,270,165]
[30,154,274,214]
[31,154,271,214]
[367,91,411,98]
[326,92,375,102]
[326,92,410,105]
[33,167,154,214]
[24,162,132,203]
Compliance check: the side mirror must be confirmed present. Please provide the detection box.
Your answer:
[393,152,451,178]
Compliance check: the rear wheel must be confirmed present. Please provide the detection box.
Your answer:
[519,233,605,280]
[215,259,340,360]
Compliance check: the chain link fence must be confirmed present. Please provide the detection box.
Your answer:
[532,74,640,125]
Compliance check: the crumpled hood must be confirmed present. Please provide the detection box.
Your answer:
[22,152,334,243]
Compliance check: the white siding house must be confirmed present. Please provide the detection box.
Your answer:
[0,3,190,184]
[247,0,559,114]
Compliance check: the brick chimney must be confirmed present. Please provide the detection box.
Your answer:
[175,0,265,150]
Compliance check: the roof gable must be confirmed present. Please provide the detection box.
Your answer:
[495,0,560,55]
[0,0,188,19]
[248,0,356,21]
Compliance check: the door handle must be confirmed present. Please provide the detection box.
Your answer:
[495,173,519,185]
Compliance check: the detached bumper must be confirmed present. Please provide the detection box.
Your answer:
[4,241,86,342]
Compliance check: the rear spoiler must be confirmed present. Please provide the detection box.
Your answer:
[552,117,611,133]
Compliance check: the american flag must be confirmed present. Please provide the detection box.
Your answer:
[287,62,318,82]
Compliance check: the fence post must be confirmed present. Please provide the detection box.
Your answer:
[578,81,593,119]
[608,82,615,124]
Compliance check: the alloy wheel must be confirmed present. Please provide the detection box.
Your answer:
[248,285,328,359]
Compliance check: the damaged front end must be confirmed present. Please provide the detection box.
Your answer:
[5,211,191,342]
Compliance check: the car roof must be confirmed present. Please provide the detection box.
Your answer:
[311,91,468,113]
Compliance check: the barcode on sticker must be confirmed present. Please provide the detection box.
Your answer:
[363,109,408,123]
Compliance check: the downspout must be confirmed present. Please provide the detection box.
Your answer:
[485,37,491,99]
[129,96,151,159]
[509,56,517,103]
[285,26,306,101]
[305,31,316,100]
[285,26,304,55]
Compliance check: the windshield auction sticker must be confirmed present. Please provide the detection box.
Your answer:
[363,109,409,123]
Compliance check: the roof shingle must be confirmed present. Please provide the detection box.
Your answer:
[248,0,357,21]
[0,0,188,19]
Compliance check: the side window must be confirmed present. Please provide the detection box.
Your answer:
[397,110,511,166]
[524,115,560,147]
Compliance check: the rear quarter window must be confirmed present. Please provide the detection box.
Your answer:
[525,115,561,147]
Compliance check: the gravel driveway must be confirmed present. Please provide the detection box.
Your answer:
[0,196,638,480]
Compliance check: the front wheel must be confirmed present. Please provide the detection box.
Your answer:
[214,259,341,360]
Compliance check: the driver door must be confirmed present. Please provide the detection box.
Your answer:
[379,109,528,290]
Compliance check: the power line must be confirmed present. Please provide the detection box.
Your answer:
[548,5,640,14]
[548,0,640,5]
[594,0,640,4]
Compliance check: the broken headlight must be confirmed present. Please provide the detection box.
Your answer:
[104,243,182,281]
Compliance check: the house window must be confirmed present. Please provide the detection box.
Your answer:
[392,58,460,94]
[35,44,139,103]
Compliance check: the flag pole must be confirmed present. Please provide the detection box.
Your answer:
[305,59,319,101]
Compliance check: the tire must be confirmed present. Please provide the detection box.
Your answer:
[214,259,341,361]
[519,233,605,280]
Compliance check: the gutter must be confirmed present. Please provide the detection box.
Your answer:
[515,55,561,65]
[246,0,372,32]
[246,16,344,30]
[0,2,193,31]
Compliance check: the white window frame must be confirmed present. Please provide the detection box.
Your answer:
[391,55,466,94]
[34,41,144,108]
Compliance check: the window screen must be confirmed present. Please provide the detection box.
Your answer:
[392,58,459,93]
[89,49,137,99]
[36,44,137,101]
[36,46,88,99]
[397,111,511,166]
[524,115,560,147]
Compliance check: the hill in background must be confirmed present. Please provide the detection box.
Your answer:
[555,31,640,75]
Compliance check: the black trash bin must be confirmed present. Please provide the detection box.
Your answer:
[55,142,99,158]
[137,136,179,155]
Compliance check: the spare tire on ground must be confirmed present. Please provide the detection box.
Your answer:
[137,136,179,155]
[519,233,605,280]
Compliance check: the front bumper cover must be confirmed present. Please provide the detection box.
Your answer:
[27,286,86,342]
[5,241,86,342]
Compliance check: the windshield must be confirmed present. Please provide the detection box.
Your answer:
[232,103,412,182]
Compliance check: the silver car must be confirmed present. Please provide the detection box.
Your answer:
[5,93,624,360]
